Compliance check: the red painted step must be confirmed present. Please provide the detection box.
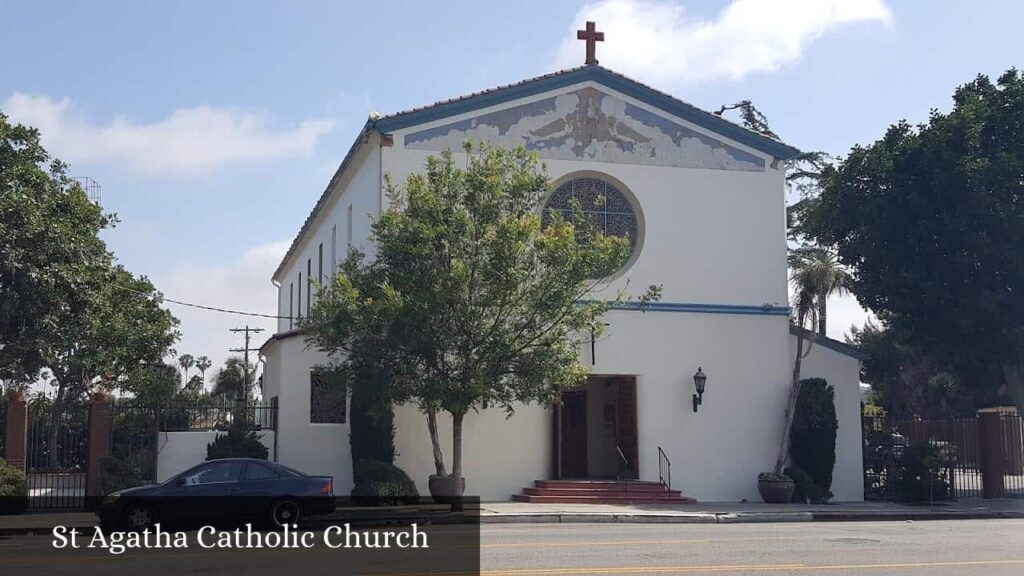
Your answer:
[512,480,697,505]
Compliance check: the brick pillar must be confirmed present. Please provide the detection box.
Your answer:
[3,396,28,470]
[86,396,113,497]
[978,411,1005,499]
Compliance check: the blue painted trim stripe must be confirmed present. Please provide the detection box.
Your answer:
[601,301,791,316]
[371,66,801,161]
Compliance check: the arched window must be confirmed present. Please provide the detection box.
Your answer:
[543,176,640,274]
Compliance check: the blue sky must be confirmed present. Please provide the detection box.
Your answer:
[3,0,1022,384]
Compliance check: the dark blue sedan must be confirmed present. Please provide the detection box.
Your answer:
[98,458,335,531]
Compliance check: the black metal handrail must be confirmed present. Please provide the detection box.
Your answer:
[658,446,671,490]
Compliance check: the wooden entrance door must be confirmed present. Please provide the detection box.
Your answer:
[612,377,639,479]
[559,391,588,477]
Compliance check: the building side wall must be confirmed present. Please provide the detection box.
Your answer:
[261,337,349,488]
[790,335,865,502]
[274,144,382,332]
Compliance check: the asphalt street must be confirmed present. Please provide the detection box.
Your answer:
[0,519,1021,575]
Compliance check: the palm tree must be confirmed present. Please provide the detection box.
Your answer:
[774,248,851,474]
[212,357,250,400]
[788,247,851,335]
[195,355,212,388]
[178,354,195,387]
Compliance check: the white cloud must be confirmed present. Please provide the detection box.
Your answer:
[2,93,335,175]
[555,0,893,85]
[153,240,290,393]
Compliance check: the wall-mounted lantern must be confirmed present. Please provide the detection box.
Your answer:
[692,367,707,413]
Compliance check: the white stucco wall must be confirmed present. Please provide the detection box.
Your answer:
[274,141,383,333]
[261,335,350,488]
[156,431,276,483]
[393,403,553,501]
[790,334,865,502]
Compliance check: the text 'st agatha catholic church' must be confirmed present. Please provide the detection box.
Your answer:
[260,23,867,503]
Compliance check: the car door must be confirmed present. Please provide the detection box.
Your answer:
[237,462,287,520]
[165,461,245,521]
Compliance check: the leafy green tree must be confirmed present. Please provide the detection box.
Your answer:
[0,113,110,385]
[799,69,1024,416]
[303,143,658,502]
[0,113,179,465]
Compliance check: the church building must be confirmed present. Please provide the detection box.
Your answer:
[260,24,866,503]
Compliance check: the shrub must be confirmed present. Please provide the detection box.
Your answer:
[351,459,418,505]
[0,458,28,515]
[790,378,838,494]
[895,442,952,502]
[99,455,152,494]
[207,424,268,460]
[785,466,832,504]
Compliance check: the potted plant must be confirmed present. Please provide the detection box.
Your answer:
[758,472,796,503]
[427,474,465,503]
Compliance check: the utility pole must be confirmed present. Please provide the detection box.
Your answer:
[229,326,264,402]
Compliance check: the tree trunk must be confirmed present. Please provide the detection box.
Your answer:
[426,409,447,476]
[817,298,827,336]
[451,410,465,512]
[775,334,805,475]
[1004,362,1024,419]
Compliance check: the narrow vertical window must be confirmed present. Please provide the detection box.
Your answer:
[318,243,323,285]
[297,273,302,318]
[347,204,353,248]
[331,225,337,275]
[289,283,294,329]
[306,258,312,316]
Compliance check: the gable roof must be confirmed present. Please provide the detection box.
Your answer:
[371,65,800,160]
[790,325,868,361]
[273,65,801,280]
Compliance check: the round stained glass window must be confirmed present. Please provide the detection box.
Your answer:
[542,176,640,275]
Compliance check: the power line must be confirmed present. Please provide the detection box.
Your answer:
[111,282,293,320]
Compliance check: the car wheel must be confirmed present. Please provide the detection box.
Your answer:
[123,504,156,532]
[270,498,302,529]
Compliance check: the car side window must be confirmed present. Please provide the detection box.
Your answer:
[243,463,281,481]
[183,462,243,485]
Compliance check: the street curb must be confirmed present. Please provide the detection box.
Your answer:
[1,510,1022,535]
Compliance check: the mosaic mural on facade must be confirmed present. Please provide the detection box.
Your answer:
[404,87,765,171]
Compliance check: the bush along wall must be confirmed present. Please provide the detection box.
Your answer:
[0,458,28,515]
[789,377,838,503]
[207,423,269,460]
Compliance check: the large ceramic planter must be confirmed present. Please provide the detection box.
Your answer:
[428,475,465,504]
[758,478,796,504]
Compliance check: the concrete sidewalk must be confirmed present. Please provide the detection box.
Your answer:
[2,499,1022,535]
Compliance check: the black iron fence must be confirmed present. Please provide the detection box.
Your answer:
[112,399,277,432]
[864,413,1024,501]
[26,398,90,510]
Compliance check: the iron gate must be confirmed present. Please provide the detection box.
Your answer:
[26,398,90,510]
[864,413,1024,501]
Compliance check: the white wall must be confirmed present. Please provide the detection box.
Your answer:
[393,402,553,501]
[261,335,350,488]
[791,335,865,502]
[156,431,276,483]
[274,141,383,332]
